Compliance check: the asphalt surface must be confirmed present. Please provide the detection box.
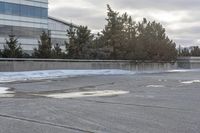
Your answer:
[0,71,200,133]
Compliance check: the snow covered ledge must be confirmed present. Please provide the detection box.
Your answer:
[0,69,135,83]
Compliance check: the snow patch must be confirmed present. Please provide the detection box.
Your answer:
[0,69,135,83]
[36,90,129,99]
[0,69,200,83]
[168,70,192,73]
[181,80,200,84]
[167,69,200,73]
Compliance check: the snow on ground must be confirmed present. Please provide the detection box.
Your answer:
[0,69,136,83]
[167,69,200,73]
[35,90,129,99]
[181,80,200,84]
[0,69,199,83]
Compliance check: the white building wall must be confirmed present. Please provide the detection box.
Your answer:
[48,18,70,39]
[48,17,73,51]
[0,14,48,28]
[0,0,48,8]
[0,0,48,53]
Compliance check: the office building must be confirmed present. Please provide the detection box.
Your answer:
[0,0,77,54]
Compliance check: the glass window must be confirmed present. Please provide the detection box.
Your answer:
[5,3,12,15]
[0,2,47,19]
[12,3,20,16]
[0,25,46,38]
[41,9,48,18]
[21,5,28,17]
[28,6,35,17]
[35,7,41,18]
[0,2,5,14]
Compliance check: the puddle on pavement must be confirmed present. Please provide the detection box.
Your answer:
[181,80,200,84]
[134,95,155,99]
[0,87,15,98]
[0,86,129,99]
[146,85,165,88]
[34,90,129,99]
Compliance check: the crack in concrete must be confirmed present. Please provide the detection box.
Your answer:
[0,113,95,133]
[42,105,108,131]
[73,99,193,113]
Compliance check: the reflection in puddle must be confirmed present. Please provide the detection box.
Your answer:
[146,85,165,88]
[0,87,129,99]
[35,90,129,99]
[0,94,15,98]
[0,87,15,98]
[134,95,155,99]
[181,80,200,84]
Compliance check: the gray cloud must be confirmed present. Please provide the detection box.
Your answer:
[111,0,200,10]
[49,0,200,47]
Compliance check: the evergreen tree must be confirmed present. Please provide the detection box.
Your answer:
[76,26,94,59]
[136,19,177,61]
[52,43,64,58]
[102,5,124,59]
[1,35,23,58]
[66,25,93,59]
[33,31,52,58]
[135,18,149,60]
[179,48,190,56]
[65,24,77,59]
[190,46,200,56]
[90,33,110,59]
[122,14,137,60]
[63,5,177,61]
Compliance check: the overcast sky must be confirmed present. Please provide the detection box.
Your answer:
[49,0,200,47]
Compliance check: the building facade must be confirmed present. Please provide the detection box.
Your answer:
[0,0,48,54]
[0,0,77,54]
[48,16,78,51]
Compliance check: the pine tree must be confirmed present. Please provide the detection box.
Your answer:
[2,35,23,58]
[102,5,124,59]
[66,25,93,59]
[136,18,177,61]
[33,31,52,58]
[133,18,149,60]
[190,46,200,56]
[65,24,77,59]
[63,5,178,61]
[179,48,190,56]
[52,43,64,58]
[76,26,93,59]
[121,14,137,59]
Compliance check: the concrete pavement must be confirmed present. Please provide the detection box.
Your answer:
[0,71,200,133]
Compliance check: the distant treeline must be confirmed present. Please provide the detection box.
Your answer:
[178,46,200,57]
[0,5,187,61]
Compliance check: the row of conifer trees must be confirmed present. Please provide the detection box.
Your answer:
[0,5,185,61]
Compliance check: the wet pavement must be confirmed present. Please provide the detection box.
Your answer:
[0,71,200,133]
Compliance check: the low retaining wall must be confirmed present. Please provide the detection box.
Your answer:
[0,58,177,72]
[177,57,200,69]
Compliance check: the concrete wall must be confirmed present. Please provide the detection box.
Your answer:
[177,57,200,69]
[0,58,177,72]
